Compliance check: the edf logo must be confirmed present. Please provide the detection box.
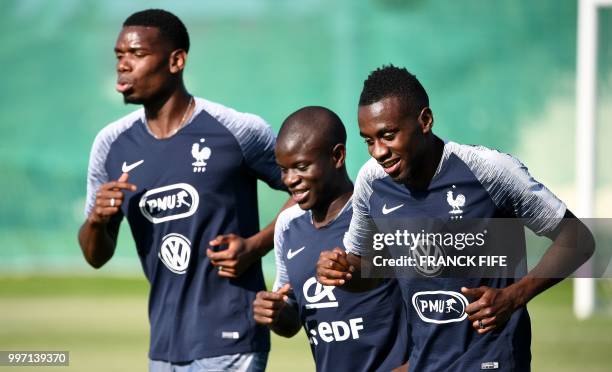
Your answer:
[307,318,364,345]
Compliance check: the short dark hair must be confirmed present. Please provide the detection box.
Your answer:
[359,64,429,116]
[278,106,347,150]
[123,9,190,52]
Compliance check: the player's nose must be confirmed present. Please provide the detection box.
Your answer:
[283,169,301,188]
[116,57,131,73]
[370,140,390,161]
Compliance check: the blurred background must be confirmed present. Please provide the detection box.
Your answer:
[0,0,611,371]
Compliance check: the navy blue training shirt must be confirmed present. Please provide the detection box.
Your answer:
[85,98,284,362]
[345,141,566,372]
[273,200,410,371]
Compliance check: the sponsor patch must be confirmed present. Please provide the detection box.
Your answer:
[158,233,191,274]
[139,183,199,223]
[303,277,338,309]
[221,331,240,339]
[481,361,499,369]
[411,290,469,324]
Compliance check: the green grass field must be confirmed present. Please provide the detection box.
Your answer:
[0,277,610,371]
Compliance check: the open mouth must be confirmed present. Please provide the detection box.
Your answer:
[380,158,401,175]
[291,189,310,204]
[116,79,134,93]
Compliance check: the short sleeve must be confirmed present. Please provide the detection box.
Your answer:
[449,143,567,235]
[84,110,142,217]
[199,99,285,191]
[272,205,305,291]
[344,159,381,257]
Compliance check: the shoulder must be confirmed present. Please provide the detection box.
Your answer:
[92,109,144,150]
[353,158,386,205]
[196,97,275,159]
[445,141,523,170]
[444,141,527,181]
[89,108,143,168]
[276,204,307,235]
[196,97,271,133]
[355,158,386,186]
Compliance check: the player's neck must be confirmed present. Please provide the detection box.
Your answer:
[311,176,353,229]
[404,135,444,191]
[144,86,193,139]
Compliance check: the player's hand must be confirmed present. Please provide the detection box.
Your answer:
[252,284,291,326]
[316,247,354,286]
[462,285,521,334]
[88,172,137,225]
[207,234,258,278]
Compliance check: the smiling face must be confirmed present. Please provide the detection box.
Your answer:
[358,96,432,185]
[114,26,178,104]
[275,136,342,212]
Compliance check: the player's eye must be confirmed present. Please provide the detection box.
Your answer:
[364,138,374,146]
[382,132,396,141]
[296,164,309,171]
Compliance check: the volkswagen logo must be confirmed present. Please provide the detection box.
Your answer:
[410,237,445,277]
[158,233,191,274]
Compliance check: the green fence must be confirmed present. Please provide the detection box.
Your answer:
[0,0,610,275]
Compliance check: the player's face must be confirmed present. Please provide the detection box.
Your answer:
[276,139,337,211]
[358,96,430,184]
[114,26,174,104]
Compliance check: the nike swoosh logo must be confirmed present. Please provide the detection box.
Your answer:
[287,246,306,260]
[122,159,144,173]
[382,203,404,215]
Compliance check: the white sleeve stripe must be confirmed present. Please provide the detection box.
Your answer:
[272,205,306,291]
[197,98,283,190]
[84,110,143,217]
[344,158,385,257]
[446,141,566,235]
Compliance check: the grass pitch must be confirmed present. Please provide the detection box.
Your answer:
[0,277,610,371]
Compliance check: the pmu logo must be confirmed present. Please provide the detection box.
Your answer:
[411,291,469,324]
[303,277,338,309]
[139,183,199,224]
[158,233,191,274]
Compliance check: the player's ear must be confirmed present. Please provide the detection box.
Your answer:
[418,107,434,134]
[331,143,346,169]
[169,49,187,74]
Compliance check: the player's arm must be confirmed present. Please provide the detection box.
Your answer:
[253,212,301,336]
[511,209,594,299]
[207,197,295,278]
[316,198,381,292]
[243,197,296,256]
[207,111,296,277]
[462,151,595,333]
[78,173,136,268]
[317,162,382,291]
[253,284,301,338]
[464,209,594,333]
[316,249,381,291]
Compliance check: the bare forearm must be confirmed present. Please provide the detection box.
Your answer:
[247,221,276,257]
[341,253,381,292]
[78,220,117,268]
[511,212,595,306]
[269,304,301,338]
[505,277,560,309]
[248,197,296,257]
